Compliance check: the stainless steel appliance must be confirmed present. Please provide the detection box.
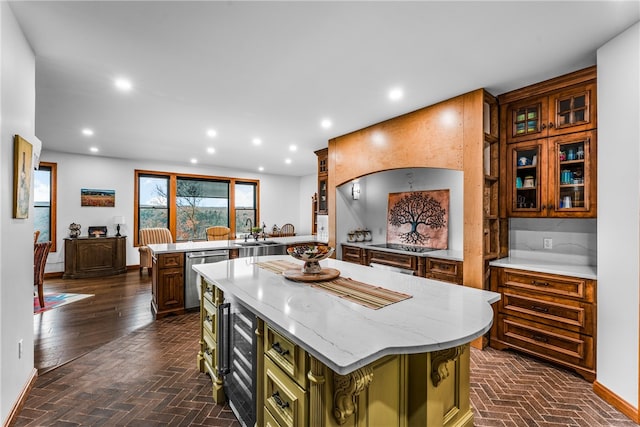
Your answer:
[218,294,257,427]
[185,250,229,309]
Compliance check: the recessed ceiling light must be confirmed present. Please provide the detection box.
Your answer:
[258,166,264,172]
[206,129,217,138]
[389,87,403,101]
[289,144,297,152]
[114,78,132,92]
[190,158,198,164]
[252,138,262,146]
[285,158,292,164]
[321,119,332,129]
[89,147,99,153]
[82,128,94,136]
[207,147,215,154]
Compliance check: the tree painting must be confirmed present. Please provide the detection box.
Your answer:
[387,190,449,249]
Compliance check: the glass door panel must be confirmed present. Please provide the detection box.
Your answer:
[511,144,542,213]
[553,134,590,213]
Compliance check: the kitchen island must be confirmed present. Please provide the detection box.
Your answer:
[194,255,499,427]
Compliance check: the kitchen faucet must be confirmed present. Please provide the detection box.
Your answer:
[245,218,256,241]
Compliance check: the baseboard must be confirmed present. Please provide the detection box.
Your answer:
[127,264,141,272]
[3,368,37,427]
[593,379,639,423]
[43,271,63,279]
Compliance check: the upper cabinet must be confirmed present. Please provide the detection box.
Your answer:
[315,148,328,215]
[500,66,597,218]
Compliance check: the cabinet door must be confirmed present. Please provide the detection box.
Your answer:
[548,131,595,217]
[548,83,596,137]
[507,140,547,216]
[317,176,328,214]
[156,267,184,312]
[505,96,549,144]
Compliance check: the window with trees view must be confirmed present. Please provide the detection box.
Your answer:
[33,162,57,251]
[135,170,258,244]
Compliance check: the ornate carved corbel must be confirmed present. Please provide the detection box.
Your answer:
[333,367,374,425]
[431,346,464,387]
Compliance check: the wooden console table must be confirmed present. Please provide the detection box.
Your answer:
[63,236,127,279]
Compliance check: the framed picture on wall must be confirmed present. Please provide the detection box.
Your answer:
[387,189,449,249]
[13,135,33,219]
[81,188,115,207]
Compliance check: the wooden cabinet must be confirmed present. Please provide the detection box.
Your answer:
[490,267,596,381]
[507,130,596,217]
[500,67,597,218]
[366,249,424,277]
[197,278,226,403]
[151,252,185,319]
[425,257,463,285]
[315,148,328,215]
[341,244,366,265]
[63,236,126,279]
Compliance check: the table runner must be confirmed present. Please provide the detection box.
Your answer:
[256,260,412,310]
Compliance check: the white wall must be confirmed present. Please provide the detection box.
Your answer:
[335,168,463,257]
[40,150,315,272]
[597,21,640,408]
[1,3,36,422]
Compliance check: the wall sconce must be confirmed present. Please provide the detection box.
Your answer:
[351,182,360,200]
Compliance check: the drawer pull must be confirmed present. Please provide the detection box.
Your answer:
[205,314,212,323]
[271,391,290,409]
[531,280,549,287]
[532,334,549,343]
[271,342,289,356]
[531,305,549,313]
[205,348,212,356]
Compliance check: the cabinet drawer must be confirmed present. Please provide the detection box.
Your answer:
[264,325,308,389]
[497,315,594,370]
[202,328,218,373]
[264,357,307,427]
[342,245,364,264]
[502,269,594,302]
[426,257,463,284]
[501,289,594,335]
[264,406,284,427]
[202,298,218,340]
[367,250,416,271]
[202,280,224,306]
[157,252,184,269]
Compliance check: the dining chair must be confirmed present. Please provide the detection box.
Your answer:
[34,241,52,308]
[138,228,173,275]
[279,223,295,237]
[206,226,231,241]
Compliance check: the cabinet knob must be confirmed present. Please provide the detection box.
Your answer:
[549,122,555,129]
[540,123,546,130]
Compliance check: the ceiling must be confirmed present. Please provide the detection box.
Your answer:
[8,1,640,177]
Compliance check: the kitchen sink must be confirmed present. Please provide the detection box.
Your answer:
[235,240,280,247]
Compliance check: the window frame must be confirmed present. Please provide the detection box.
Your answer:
[134,169,259,246]
[34,162,57,252]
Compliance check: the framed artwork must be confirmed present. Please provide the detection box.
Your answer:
[88,226,108,237]
[13,135,33,219]
[387,189,449,249]
[81,188,115,207]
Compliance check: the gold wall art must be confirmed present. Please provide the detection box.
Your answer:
[13,135,33,219]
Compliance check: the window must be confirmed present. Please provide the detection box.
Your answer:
[176,178,229,241]
[33,162,57,251]
[235,182,258,234]
[134,170,259,245]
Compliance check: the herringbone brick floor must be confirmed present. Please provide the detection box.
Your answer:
[16,311,636,426]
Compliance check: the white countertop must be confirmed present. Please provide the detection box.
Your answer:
[489,256,597,280]
[193,255,499,375]
[148,235,322,254]
[341,241,463,261]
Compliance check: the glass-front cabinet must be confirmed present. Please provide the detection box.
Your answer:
[507,130,595,218]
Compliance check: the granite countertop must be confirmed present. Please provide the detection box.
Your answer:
[341,241,463,261]
[489,256,597,280]
[148,235,323,254]
[193,255,499,375]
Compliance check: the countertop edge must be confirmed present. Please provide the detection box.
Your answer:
[341,242,463,261]
[489,257,597,280]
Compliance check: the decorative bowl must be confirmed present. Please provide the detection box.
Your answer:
[287,245,335,274]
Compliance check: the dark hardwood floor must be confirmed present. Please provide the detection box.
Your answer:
[22,271,635,426]
[34,269,156,374]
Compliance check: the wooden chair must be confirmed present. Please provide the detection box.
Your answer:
[34,241,52,308]
[34,230,40,244]
[138,228,173,275]
[279,223,295,237]
[206,226,231,241]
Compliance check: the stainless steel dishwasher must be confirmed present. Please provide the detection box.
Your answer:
[185,250,229,309]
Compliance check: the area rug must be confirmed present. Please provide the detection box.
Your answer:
[34,293,93,314]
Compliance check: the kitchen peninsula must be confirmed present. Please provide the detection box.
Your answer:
[194,255,499,427]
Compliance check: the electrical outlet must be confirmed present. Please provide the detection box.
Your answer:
[543,238,553,250]
[18,339,23,359]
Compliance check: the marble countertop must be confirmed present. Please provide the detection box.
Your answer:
[341,241,463,261]
[193,255,499,375]
[489,256,597,280]
[148,235,322,254]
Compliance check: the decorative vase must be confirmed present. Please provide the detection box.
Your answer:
[69,223,81,238]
